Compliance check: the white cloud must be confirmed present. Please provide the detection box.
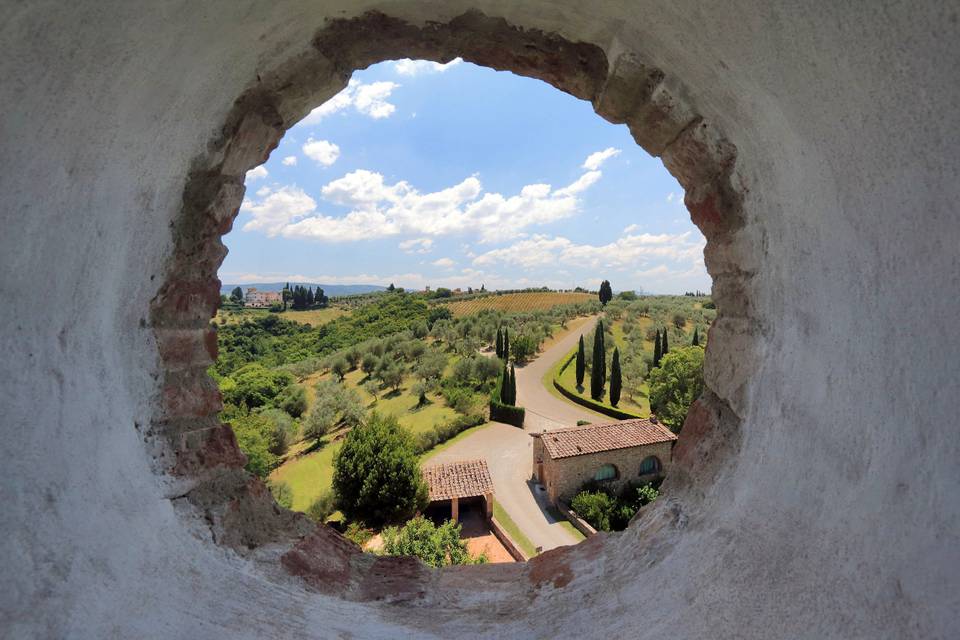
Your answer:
[300,79,401,124]
[245,165,268,181]
[240,186,317,236]
[282,156,298,166]
[240,152,611,244]
[472,232,705,272]
[399,238,433,254]
[302,138,340,167]
[432,257,455,268]
[553,171,601,197]
[623,223,641,233]
[394,58,463,76]
[582,147,621,171]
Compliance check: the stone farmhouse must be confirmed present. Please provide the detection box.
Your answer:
[244,288,282,308]
[532,418,678,506]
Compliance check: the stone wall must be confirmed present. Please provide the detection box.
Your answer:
[536,440,674,504]
[1,2,957,638]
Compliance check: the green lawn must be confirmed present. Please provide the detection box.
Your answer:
[546,505,588,542]
[544,344,649,419]
[277,306,349,326]
[270,436,341,512]
[493,499,538,559]
[277,362,477,512]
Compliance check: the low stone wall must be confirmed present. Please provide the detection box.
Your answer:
[489,516,530,562]
[557,500,597,538]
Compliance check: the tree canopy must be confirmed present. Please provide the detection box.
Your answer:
[648,346,705,432]
[381,516,485,567]
[332,412,427,525]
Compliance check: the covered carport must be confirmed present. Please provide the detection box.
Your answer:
[422,459,494,523]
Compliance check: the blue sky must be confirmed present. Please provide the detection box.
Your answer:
[221,58,709,294]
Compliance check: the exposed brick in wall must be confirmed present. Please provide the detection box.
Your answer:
[144,8,749,606]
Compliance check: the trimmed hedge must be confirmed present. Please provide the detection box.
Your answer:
[553,353,642,421]
[490,372,525,427]
[489,399,525,427]
[413,413,486,454]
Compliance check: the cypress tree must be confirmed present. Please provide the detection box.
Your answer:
[662,328,669,356]
[692,327,699,346]
[591,320,605,400]
[503,327,510,363]
[306,287,314,306]
[575,335,586,388]
[500,361,510,404]
[653,330,662,368]
[509,364,517,406]
[496,328,503,359]
[610,348,622,407]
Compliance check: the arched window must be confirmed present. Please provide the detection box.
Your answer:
[639,456,662,476]
[593,464,618,482]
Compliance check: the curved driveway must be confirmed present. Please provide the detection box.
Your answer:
[424,316,604,552]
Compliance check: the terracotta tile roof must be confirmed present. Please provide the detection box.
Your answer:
[538,418,677,460]
[422,459,494,502]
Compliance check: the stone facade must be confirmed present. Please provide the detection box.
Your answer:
[533,437,674,505]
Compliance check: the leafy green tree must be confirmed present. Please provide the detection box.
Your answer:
[591,320,606,401]
[499,361,511,405]
[571,490,616,532]
[380,364,404,392]
[256,406,295,456]
[511,334,537,362]
[508,363,517,406]
[306,491,336,523]
[274,383,307,418]
[229,411,279,477]
[692,327,700,346]
[330,357,350,382]
[648,346,705,432]
[222,363,293,409]
[362,379,380,401]
[502,327,510,363]
[230,286,244,303]
[416,349,447,382]
[304,379,366,442]
[610,347,622,407]
[412,380,430,407]
[387,283,395,292]
[267,480,294,509]
[575,335,586,388]
[598,280,613,306]
[653,329,662,368]
[661,328,669,356]
[495,327,503,359]
[361,353,380,376]
[332,413,428,525]
[472,355,501,384]
[381,516,485,567]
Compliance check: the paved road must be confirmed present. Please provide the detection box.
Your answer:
[424,316,605,552]
[515,315,607,432]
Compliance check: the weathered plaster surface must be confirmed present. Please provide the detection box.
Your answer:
[0,2,958,638]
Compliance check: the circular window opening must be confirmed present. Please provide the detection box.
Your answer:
[150,10,751,604]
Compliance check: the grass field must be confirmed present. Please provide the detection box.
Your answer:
[275,357,477,511]
[443,291,594,317]
[493,499,538,558]
[270,435,341,511]
[214,305,349,327]
[277,306,349,326]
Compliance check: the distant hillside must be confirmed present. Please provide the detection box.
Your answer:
[220,282,386,297]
